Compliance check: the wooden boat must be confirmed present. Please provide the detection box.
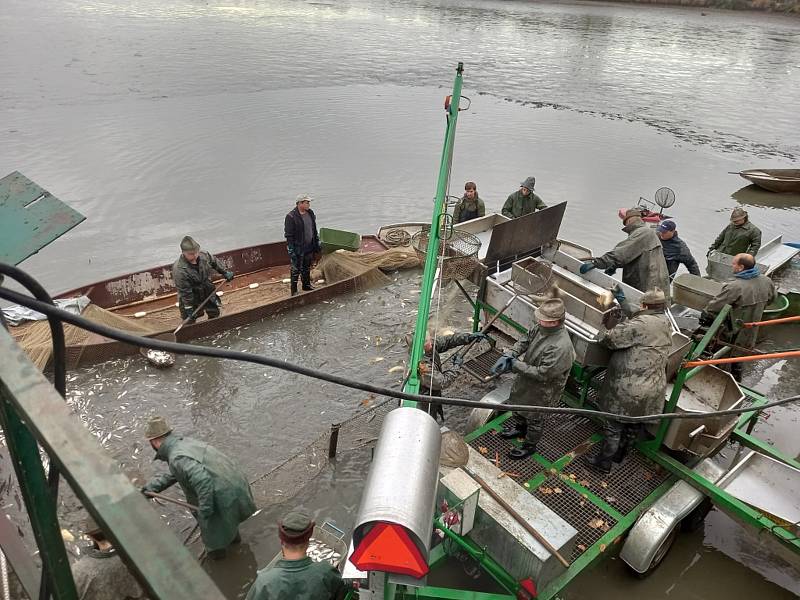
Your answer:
[10,236,390,368]
[736,169,800,194]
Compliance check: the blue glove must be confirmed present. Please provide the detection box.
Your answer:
[452,354,464,367]
[224,270,234,282]
[604,267,617,276]
[469,332,488,342]
[491,355,514,375]
[611,285,625,304]
[579,262,596,274]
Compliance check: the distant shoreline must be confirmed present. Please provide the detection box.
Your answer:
[574,0,799,14]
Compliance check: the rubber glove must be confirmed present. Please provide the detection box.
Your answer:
[579,261,596,274]
[224,271,234,282]
[287,245,296,258]
[452,354,464,367]
[604,267,617,276]
[611,285,626,305]
[468,331,488,342]
[491,355,514,375]
[698,311,715,327]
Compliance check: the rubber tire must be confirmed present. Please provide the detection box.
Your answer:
[681,498,713,533]
[633,526,678,579]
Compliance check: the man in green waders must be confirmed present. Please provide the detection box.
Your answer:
[141,416,256,560]
[245,509,346,600]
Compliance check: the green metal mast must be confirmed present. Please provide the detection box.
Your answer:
[404,63,464,402]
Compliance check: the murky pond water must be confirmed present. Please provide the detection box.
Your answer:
[2,0,800,597]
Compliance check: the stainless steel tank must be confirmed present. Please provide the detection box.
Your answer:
[352,407,442,559]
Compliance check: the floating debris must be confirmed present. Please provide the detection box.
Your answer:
[388,365,404,374]
[145,350,175,368]
[134,311,147,318]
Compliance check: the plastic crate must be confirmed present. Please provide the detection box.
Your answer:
[319,227,361,254]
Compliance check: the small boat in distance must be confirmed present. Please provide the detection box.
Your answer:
[734,169,800,194]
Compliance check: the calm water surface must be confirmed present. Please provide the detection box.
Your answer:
[1,0,800,598]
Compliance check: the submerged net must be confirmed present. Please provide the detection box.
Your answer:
[248,397,398,507]
[320,247,420,290]
[10,304,162,370]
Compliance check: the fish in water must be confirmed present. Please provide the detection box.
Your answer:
[145,349,175,368]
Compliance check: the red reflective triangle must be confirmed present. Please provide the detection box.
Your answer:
[350,522,429,578]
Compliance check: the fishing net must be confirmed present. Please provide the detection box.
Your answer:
[319,248,420,290]
[10,304,161,370]
[411,229,481,281]
[248,397,398,507]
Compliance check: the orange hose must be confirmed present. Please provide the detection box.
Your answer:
[685,350,800,367]
[742,315,800,328]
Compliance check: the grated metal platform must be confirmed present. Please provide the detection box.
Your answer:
[532,476,619,562]
[463,347,504,382]
[569,447,671,516]
[469,427,546,483]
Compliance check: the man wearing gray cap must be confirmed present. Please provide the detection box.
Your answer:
[284,194,321,296]
[590,288,671,473]
[501,176,547,219]
[708,207,761,257]
[141,416,256,560]
[172,235,234,323]
[580,208,670,295]
[71,516,145,600]
[245,509,346,599]
[490,298,575,460]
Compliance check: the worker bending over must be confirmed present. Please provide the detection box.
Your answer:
[141,416,256,560]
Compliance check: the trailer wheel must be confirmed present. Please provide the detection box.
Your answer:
[634,526,678,579]
[681,499,712,533]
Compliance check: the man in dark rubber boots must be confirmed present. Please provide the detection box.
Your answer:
[490,298,575,459]
[588,288,671,473]
[284,194,321,296]
[172,236,234,322]
[141,416,256,560]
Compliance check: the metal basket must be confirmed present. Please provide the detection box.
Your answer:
[410,228,481,281]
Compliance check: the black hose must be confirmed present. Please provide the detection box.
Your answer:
[2,284,799,424]
[0,264,68,600]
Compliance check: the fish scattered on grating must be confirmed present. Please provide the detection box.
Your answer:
[306,538,341,566]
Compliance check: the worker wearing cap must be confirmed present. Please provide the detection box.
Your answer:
[580,208,670,295]
[708,207,761,257]
[71,516,146,600]
[701,253,775,382]
[490,298,575,459]
[656,220,700,278]
[141,416,256,560]
[415,330,489,422]
[501,176,547,219]
[452,181,486,224]
[590,288,671,473]
[245,509,346,600]
[172,235,234,322]
[285,194,321,296]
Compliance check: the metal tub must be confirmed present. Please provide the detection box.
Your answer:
[657,366,744,456]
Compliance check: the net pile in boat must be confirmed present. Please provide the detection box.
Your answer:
[320,247,420,290]
[410,229,481,281]
[10,304,161,370]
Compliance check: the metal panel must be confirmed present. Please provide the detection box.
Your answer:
[0,171,85,265]
[484,203,567,265]
[0,327,225,600]
[353,407,442,558]
[0,511,40,598]
[443,446,577,589]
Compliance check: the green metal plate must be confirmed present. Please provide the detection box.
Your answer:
[0,171,85,265]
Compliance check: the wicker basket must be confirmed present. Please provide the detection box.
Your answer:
[411,228,482,281]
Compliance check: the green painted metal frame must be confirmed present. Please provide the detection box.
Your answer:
[0,326,225,599]
[397,587,514,600]
[0,171,86,265]
[640,448,800,554]
[404,63,465,402]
